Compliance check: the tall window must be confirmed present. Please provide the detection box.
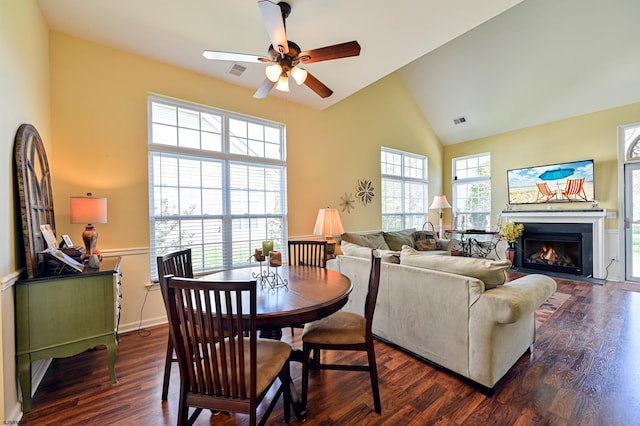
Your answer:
[148,96,287,276]
[452,153,491,229]
[381,148,428,231]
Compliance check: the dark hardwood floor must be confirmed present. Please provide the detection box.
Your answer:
[20,274,640,425]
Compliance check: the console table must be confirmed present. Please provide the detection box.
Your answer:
[16,257,122,412]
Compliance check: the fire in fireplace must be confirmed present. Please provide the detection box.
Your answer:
[523,234,581,274]
[515,222,593,277]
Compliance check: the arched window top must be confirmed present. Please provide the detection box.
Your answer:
[626,134,640,161]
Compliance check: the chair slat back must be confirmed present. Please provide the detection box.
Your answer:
[157,249,193,281]
[157,249,194,310]
[364,250,382,337]
[165,276,257,404]
[288,240,327,268]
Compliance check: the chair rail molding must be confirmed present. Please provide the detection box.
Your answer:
[2,270,23,292]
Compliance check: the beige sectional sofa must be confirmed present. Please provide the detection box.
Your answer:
[328,230,557,392]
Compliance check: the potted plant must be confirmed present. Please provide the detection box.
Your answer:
[500,222,524,265]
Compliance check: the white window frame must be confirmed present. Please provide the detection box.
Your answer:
[148,95,288,277]
[381,147,428,231]
[452,153,491,230]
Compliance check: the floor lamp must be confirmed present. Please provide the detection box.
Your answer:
[429,195,451,238]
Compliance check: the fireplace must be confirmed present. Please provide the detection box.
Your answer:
[501,209,605,279]
[514,222,593,277]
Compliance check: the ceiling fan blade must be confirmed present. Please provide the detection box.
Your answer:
[202,50,271,63]
[258,0,288,55]
[253,78,277,99]
[297,41,361,64]
[304,72,333,98]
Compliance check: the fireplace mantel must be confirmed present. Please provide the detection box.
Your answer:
[501,209,606,279]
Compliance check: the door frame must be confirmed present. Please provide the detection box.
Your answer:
[619,122,640,282]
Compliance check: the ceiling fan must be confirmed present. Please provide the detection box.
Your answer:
[202,1,361,99]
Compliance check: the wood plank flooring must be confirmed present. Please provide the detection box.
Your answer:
[20,274,640,425]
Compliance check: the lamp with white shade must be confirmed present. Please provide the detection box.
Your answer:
[70,192,107,260]
[313,208,344,255]
[429,195,451,238]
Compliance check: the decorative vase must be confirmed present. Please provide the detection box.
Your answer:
[505,247,516,266]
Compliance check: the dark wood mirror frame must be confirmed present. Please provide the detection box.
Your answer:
[14,124,56,279]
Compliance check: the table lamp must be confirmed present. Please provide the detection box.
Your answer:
[429,195,451,238]
[313,208,345,255]
[70,192,107,260]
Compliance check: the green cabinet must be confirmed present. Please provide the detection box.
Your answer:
[16,257,121,412]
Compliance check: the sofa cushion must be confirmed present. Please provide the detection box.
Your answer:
[400,245,510,288]
[341,231,390,250]
[413,230,441,251]
[341,241,400,264]
[382,228,416,251]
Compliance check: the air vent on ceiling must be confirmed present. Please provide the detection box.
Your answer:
[228,64,246,77]
[453,117,466,125]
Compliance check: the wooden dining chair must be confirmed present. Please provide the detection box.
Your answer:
[287,240,328,268]
[301,250,382,414]
[287,240,328,336]
[157,249,194,401]
[163,275,292,426]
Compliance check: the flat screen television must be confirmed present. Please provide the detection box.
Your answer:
[507,159,595,205]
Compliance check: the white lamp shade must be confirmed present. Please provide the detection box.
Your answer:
[290,66,308,85]
[313,208,345,236]
[275,74,289,92]
[429,195,451,210]
[265,63,282,82]
[70,195,107,224]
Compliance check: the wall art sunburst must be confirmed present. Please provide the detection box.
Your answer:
[356,179,375,206]
[339,192,355,214]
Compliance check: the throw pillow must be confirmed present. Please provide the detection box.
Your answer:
[413,230,441,251]
[383,228,416,251]
[340,231,390,250]
[400,245,510,288]
[341,241,400,264]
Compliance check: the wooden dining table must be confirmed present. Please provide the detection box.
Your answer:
[202,264,352,337]
[201,264,352,419]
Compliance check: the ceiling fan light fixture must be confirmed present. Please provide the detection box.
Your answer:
[265,63,283,82]
[275,74,289,92]
[290,66,308,85]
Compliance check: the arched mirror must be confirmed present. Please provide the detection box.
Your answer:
[14,124,56,279]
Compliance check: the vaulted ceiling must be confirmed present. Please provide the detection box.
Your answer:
[38,0,640,145]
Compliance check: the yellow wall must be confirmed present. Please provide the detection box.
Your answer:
[443,102,640,228]
[48,32,444,335]
[50,33,443,245]
[0,0,50,420]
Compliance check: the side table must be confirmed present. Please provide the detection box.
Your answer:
[16,257,122,412]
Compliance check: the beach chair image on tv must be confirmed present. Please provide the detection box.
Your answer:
[535,182,557,202]
[561,177,587,201]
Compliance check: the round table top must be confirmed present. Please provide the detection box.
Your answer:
[201,265,352,329]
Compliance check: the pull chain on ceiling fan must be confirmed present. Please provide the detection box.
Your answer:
[202,1,361,99]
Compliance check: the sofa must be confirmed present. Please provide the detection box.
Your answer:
[328,229,557,391]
